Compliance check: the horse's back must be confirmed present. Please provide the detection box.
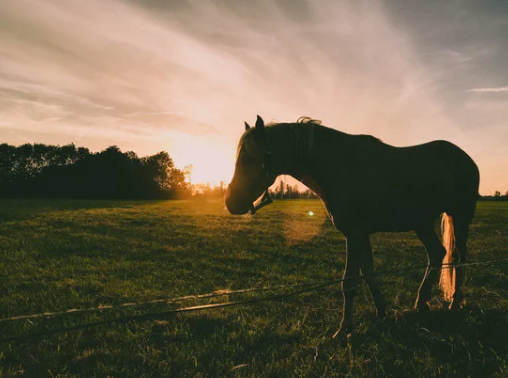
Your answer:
[314,129,479,233]
[401,140,479,199]
[359,138,479,199]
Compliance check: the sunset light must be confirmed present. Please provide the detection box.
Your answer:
[173,137,235,186]
[2,1,508,375]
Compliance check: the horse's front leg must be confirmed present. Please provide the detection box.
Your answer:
[333,233,362,338]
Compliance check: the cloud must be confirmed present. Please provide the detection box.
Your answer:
[0,0,227,138]
[467,86,508,93]
[0,0,459,144]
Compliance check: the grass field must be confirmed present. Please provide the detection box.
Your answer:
[1,199,508,377]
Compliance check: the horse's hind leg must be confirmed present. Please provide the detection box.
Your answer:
[449,218,471,310]
[360,238,386,319]
[415,224,447,311]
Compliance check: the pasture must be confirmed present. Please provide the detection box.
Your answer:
[0,199,507,377]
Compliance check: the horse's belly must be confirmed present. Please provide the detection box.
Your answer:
[330,197,445,233]
[369,206,440,232]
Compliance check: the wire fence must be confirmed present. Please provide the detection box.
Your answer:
[2,257,508,343]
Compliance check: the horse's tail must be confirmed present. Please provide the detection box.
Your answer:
[439,213,456,301]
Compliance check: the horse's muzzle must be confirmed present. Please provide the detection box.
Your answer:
[225,186,251,215]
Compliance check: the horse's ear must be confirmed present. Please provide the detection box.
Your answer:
[255,115,264,130]
[244,122,250,131]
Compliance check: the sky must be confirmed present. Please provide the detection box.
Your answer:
[0,0,507,194]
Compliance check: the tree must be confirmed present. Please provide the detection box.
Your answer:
[0,143,190,199]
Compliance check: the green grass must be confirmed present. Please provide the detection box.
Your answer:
[0,199,507,377]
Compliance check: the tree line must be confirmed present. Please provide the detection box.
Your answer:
[268,180,318,199]
[0,143,190,199]
[192,180,319,200]
[479,191,508,201]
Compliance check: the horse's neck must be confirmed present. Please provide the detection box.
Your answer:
[269,123,316,178]
[270,123,343,203]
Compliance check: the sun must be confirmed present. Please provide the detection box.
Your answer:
[173,137,235,186]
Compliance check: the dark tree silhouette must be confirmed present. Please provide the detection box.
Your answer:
[0,143,190,199]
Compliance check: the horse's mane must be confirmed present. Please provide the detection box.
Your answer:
[266,116,322,127]
[264,116,319,166]
[296,116,322,125]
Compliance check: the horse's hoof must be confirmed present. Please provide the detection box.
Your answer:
[332,328,352,345]
[449,300,463,311]
[415,302,430,313]
[333,319,354,338]
[332,329,343,339]
[376,308,387,319]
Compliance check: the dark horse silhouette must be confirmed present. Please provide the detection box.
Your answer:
[225,116,480,337]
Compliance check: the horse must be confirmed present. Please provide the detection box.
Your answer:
[225,115,480,337]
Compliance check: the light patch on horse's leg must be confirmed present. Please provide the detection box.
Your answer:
[415,226,446,311]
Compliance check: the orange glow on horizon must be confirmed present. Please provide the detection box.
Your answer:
[174,138,235,187]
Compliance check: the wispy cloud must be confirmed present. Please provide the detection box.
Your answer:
[0,0,457,145]
[467,86,508,93]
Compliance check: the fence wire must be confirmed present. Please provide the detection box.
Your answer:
[1,257,508,343]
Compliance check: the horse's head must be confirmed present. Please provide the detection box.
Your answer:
[225,115,276,215]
